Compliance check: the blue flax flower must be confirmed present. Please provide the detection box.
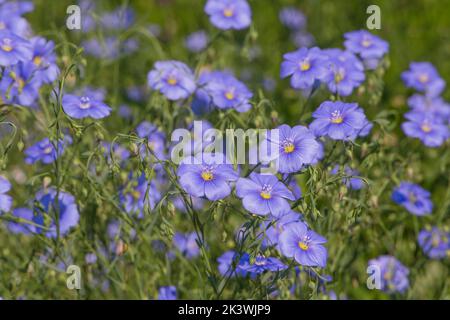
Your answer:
[158,286,177,300]
[173,232,200,259]
[402,111,449,147]
[204,0,251,30]
[236,173,294,217]
[401,62,445,97]
[260,210,303,250]
[279,221,327,268]
[184,30,208,53]
[147,60,196,101]
[192,70,253,114]
[136,121,166,160]
[268,124,321,173]
[280,47,328,91]
[217,251,250,277]
[62,94,111,119]
[279,6,306,30]
[28,36,59,84]
[177,154,238,201]
[309,101,368,140]
[418,227,449,259]
[407,94,450,121]
[322,48,365,96]
[0,30,32,66]
[392,182,433,216]
[24,137,65,165]
[0,176,12,213]
[0,62,40,106]
[330,165,365,190]
[343,30,389,70]
[239,255,288,275]
[368,256,409,294]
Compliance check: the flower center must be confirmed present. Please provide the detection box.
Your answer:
[1,38,12,52]
[254,255,266,266]
[418,74,429,84]
[260,184,272,200]
[421,122,432,133]
[167,76,177,85]
[17,78,25,91]
[131,190,141,200]
[408,192,417,204]
[299,60,310,71]
[282,139,295,154]
[225,91,235,100]
[43,146,53,154]
[330,110,344,124]
[33,55,42,66]
[201,170,214,181]
[298,241,309,251]
[334,69,345,83]
[223,8,234,17]
[79,96,91,109]
[361,39,371,47]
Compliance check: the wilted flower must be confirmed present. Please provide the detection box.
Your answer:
[280,47,328,91]
[147,60,196,100]
[343,30,389,69]
[236,173,294,217]
[204,0,251,30]
[401,62,445,97]
[418,227,449,259]
[368,256,409,294]
[309,101,369,140]
[279,221,327,268]
[392,182,433,216]
[62,94,112,119]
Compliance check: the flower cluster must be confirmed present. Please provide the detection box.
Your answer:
[401,62,449,147]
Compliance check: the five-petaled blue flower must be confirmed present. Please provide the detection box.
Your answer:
[205,0,252,30]
[368,256,409,294]
[62,94,112,119]
[402,111,449,147]
[0,176,12,213]
[0,30,32,66]
[236,173,294,217]
[343,30,389,70]
[392,182,433,216]
[147,60,196,101]
[418,227,449,259]
[279,221,327,268]
[401,62,445,97]
[309,101,369,140]
[280,47,328,91]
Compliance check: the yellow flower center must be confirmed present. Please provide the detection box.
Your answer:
[43,146,53,154]
[298,241,309,251]
[260,191,271,200]
[418,74,429,84]
[334,71,344,83]
[131,190,141,200]
[167,77,177,85]
[299,61,310,71]
[33,55,42,66]
[331,116,343,124]
[225,91,235,100]
[284,143,295,153]
[17,78,25,91]
[421,123,432,133]
[201,171,213,181]
[223,8,234,17]
[362,39,371,47]
[1,43,12,52]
